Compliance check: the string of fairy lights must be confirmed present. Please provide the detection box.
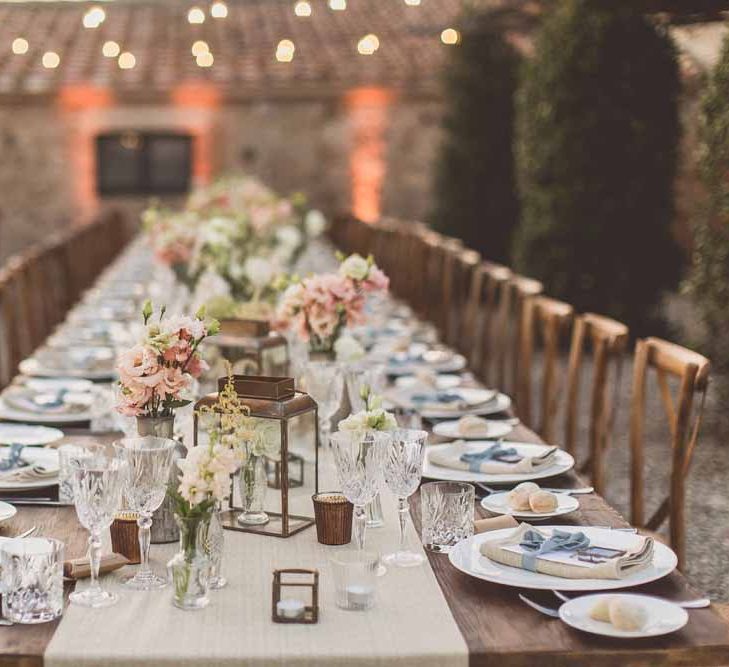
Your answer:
[7,0,461,72]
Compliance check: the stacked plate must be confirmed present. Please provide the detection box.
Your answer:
[0,379,97,424]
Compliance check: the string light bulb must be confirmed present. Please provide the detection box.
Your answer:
[357,33,379,55]
[404,0,421,5]
[191,40,209,57]
[102,41,120,58]
[210,2,228,18]
[328,0,346,10]
[118,52,136,69]
[294,1,312,17]
[42,51,60,69]
[440,28,460,45]
[11,38,29,55]
[196,51,214,67]
[82,6,105,28]
[188,7,205,24]
[275,39,295,62]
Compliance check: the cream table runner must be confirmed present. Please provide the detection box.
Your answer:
[46,452,468,667]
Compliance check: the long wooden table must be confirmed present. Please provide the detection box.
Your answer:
[0,427,728,667]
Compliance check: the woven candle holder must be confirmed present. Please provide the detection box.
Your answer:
[312,492,353,546]
[110,512,141,564]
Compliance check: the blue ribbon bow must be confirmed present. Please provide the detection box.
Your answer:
[411,392,461,404]
[519,528,590,572]
[459,443,519,472]
[0,443,25,472]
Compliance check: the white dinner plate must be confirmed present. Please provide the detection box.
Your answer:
[0,501,17,524]
[559,593,688,638]
[480,491,579,519]
[449,526,678,592]
[387,387,511,419]
[24,378,94,393]
[424,441,574,484]
[0,447,60,490]
[432,419,514,440]
[19,356,117,381]
[394,374,463,390]
[0,424,64,446]
[385,353,467,377]
[0,397,94,425]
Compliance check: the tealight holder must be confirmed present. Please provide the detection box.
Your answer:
[272,569,319,624]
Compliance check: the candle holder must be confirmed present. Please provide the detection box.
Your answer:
[272,569,319,624]
[213,319,289,376]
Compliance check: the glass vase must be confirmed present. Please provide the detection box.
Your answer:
[167,515,211,611]
[237,451,268,526]
[202,506,226,590]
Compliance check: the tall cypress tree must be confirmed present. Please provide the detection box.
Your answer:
[513,0,681,332]
[430,9,520,264]
[686,31,729,405]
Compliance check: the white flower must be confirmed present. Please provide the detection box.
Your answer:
[276,225,303,249]
[243,257,275,289]
[334,335,365,363]
[339,254,369,281]
[338,411,368,431]
[305,210,326,237]
[337,407,397,432]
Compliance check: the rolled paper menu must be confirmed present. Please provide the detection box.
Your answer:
[474,515,518,535]
[429,442,558,475]
[480,523,654,580]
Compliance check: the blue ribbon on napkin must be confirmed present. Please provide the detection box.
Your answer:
[411,392,462,404]
[0,443,25,472]
[459,443,519,472]
[519,528,590,572]
[36,388,68,409]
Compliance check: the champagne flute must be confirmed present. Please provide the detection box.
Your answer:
[304,361,344,447]
[113,437,177,590]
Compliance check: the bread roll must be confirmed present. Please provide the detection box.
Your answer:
[608,597,648,631]
[589,597,614,623]
[457,415,489,436]
[528,490,558,513]
[507,482,539,511]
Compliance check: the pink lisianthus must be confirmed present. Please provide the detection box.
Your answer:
[363,266,389,292]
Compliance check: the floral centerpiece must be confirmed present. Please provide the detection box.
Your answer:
[338,385,397,432]
[274,253,389,357]
[116,301,220,433]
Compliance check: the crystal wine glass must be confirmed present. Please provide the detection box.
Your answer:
[113,436,177,590]
[69,447,127,607]
[382,429,428,567]
[329,430,390,552]
[304,361,344,447]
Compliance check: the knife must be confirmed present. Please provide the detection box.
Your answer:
[1,498,72,507]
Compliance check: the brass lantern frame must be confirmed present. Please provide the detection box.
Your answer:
[212,319,289,376]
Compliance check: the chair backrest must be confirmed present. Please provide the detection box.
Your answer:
[446,248,481,352]
[630,336,710,571]
[564,313,629,494]
[517,295,574,438]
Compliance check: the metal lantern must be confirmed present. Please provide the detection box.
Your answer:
[194,374,319,538]
[212,319,289,377]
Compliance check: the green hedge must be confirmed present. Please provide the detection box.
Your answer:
[513,0,682,332]
[686,31,729,401]
[430,9,520,264]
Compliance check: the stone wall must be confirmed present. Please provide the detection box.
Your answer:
[0,92,445,263]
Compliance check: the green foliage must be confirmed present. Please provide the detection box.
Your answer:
[513,0,682,332]
[430,9,521,264]
[686,32,729,401]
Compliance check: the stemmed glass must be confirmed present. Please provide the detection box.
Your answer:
[329,430,390,553]
[69,447,127,607]
[304,362,344,446]
[113,437,177,590]
[382,429,428,567]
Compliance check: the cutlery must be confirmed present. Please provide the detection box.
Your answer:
[476,483,594,496]
[550,590,711,609]
[2,498,71,507]
[16,526,37,539]
[518,594,560,618]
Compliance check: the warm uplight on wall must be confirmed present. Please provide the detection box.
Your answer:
[404,0,421,5]
[188,7,205,24]
[294,1,312,17]
[118,52,136,69]
[440,28,460,45]
[11,38,29,55]
[191,40,209,57]
[82,6,106,28]
[276,39,295,62]
[42,51,60,69]
[357,33,379,55]
[196,51,214,67]
[210,1,228,19]
[102,40,120,58]
[328,0,346,10]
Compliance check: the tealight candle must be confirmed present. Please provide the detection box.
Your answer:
[345,584,374,610]
[276,598,305,620]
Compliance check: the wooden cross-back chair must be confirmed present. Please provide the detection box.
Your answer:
[446,248,481,353]
[517,295,574,438]
[630,337,710,571]
[492,274,543,401]
[465,262,512,386]
[564,313,629,495]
